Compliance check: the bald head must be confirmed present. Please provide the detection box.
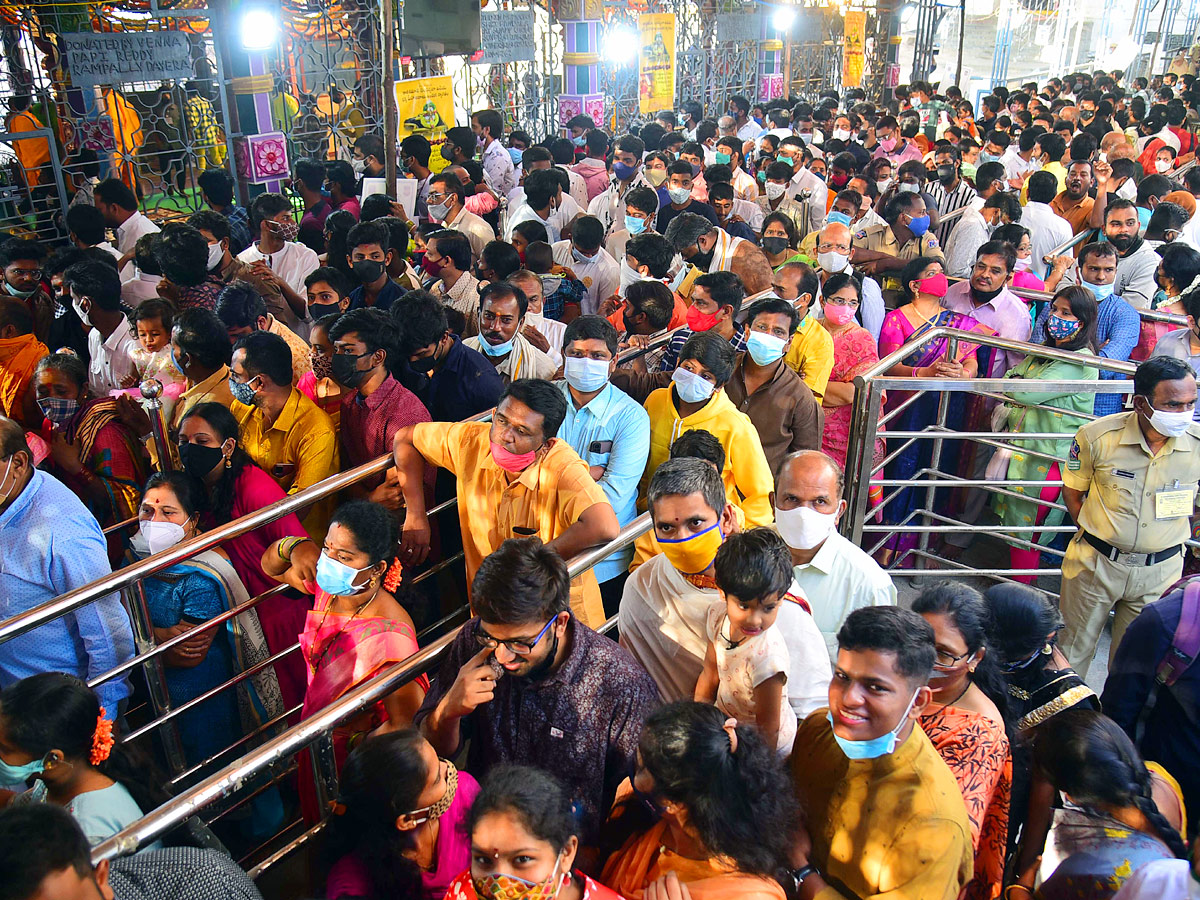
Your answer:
[817,223,851,254]
[777,450,845,501]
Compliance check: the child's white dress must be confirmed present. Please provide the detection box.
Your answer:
[705,602,797,754]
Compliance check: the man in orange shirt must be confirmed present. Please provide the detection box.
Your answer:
[1051,160,1098,239]
[392,378,619,627]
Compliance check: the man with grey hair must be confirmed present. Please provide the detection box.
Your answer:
[620,456,830,715]
[664,212,773,295]
[775,450,896,661]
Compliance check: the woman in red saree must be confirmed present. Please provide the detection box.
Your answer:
[263,500,427,823]
[35,353,148,561]
[913,582,1013,900]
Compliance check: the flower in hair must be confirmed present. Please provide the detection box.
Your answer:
[90,710,115,766]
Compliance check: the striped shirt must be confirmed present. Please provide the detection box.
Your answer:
[926,179,978,246]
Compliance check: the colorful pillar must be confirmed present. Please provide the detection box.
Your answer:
[558,0,605,131]
[758,37,785,102]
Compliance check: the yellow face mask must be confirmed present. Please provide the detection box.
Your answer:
[656,521,724,575]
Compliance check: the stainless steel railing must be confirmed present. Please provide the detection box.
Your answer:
[841,327,1142,583]
[91,513,652,864]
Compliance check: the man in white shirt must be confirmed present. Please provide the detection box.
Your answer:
[1023,170,1074,278]
[552,217,620,315]
[943,166,1013,277]
[1001,130,1042,189]
[729,94,764,142]
[715,137,759,201]
[774,451,896,661]
[93,177,159,284]
[778,137,829,235]
[471,108,517,198]
[64,259,138,394]
[235,192,318,329]
[425,172,495,264]
[508,147,583,237]
[504,168,563,244]
[587,134,649,235]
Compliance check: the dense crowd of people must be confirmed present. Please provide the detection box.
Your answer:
[2,68,1200,900]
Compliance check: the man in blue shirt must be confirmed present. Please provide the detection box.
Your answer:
[1034,242,1139,416]
[0,417,134,715]
[400,291,504,422]
[556,316,650,614]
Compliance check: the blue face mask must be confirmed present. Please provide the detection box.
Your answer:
[315,552,373,597]
[170,347,186,375]
[827,689,920,760]
[906,214,931,237]
[746,330,787,366]
[672,366,716,404]
[826,210,853,228]
[613,161,638,181]
[564,355,610,393]
[571,135,587,147]
[508,147,524,165]
[4,281,36,300]
[1081,277,1114,302]
[572,246,595,265]
[479,335,516,357]
[0,753,46,785]
[689,163,702,178]
[625,214,648,236]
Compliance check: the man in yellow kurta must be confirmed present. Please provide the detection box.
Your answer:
[640,331,774,527]
[788,606,973,900]
[229,331,338,538]
[392,379,619,629]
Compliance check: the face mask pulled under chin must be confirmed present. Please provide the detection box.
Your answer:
[828,688,921,760]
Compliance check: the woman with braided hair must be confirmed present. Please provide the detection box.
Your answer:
[1025,708,1188,900]
[0,672,169,846]
[263,499,427,823]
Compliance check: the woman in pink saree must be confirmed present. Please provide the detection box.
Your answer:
[876,258,993,565]
[263,500,427,823]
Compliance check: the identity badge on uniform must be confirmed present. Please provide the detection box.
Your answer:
[1155,481,1196,519]
[1067,439,1081,471]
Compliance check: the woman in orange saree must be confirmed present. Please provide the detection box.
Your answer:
[914,583,1013,900]
[600,702,794,900]
[263,500,427,823]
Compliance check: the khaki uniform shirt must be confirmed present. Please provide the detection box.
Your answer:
[1062,412,1200,554]
[852,222,944,301]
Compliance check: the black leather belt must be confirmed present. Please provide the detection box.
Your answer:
[1083,531,1183,567]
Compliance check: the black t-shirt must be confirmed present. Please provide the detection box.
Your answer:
[656,198,718,234]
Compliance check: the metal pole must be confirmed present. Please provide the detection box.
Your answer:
[917,336,958,568]
[954,0,965,87]
[122,581,187,774]
[1149,0,1173,78]
[382,0,398,201]
[140,379,173,473]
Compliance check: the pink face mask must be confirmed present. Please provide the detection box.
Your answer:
[490,441,538,473]
[824,302,857,325]
[916,273,949,298]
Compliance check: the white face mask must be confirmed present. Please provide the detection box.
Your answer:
[1116,179,1137,201]
[1155,159,1173,173]
[832,128,853,142]
[620,257,649,292]
[136,520,188,556]
[775,504,837,551]
[71,298,90,327]
[1014,255,1032,272]
[524,310,544,329]
[817,250,850,274]
[765,181,787,201]
[207,242,224,271]
[351,158,366,177]
[1146,405,1195,438]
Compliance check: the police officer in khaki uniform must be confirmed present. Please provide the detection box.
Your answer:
[1059,356,1200,679]
[851,192,944,307]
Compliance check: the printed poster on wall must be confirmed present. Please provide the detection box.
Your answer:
[843,11,866,88]
[638,14,675,115]
[395,75,456,174]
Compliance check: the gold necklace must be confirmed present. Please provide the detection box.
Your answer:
[307,585,380,673]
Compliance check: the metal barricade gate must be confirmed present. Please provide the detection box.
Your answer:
[841,328,1140,591]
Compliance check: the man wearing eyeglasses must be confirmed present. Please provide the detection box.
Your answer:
[416,537,658,843]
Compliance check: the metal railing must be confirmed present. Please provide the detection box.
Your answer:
[6,328,680,873]
[90,513,652,865]
[841,327,1145,585]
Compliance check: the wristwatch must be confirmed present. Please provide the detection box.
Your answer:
[789,863,818,891]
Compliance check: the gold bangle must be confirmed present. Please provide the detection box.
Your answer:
[1004,886,1034,900]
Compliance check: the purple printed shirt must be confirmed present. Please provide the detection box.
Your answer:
[942,281,1032,377]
